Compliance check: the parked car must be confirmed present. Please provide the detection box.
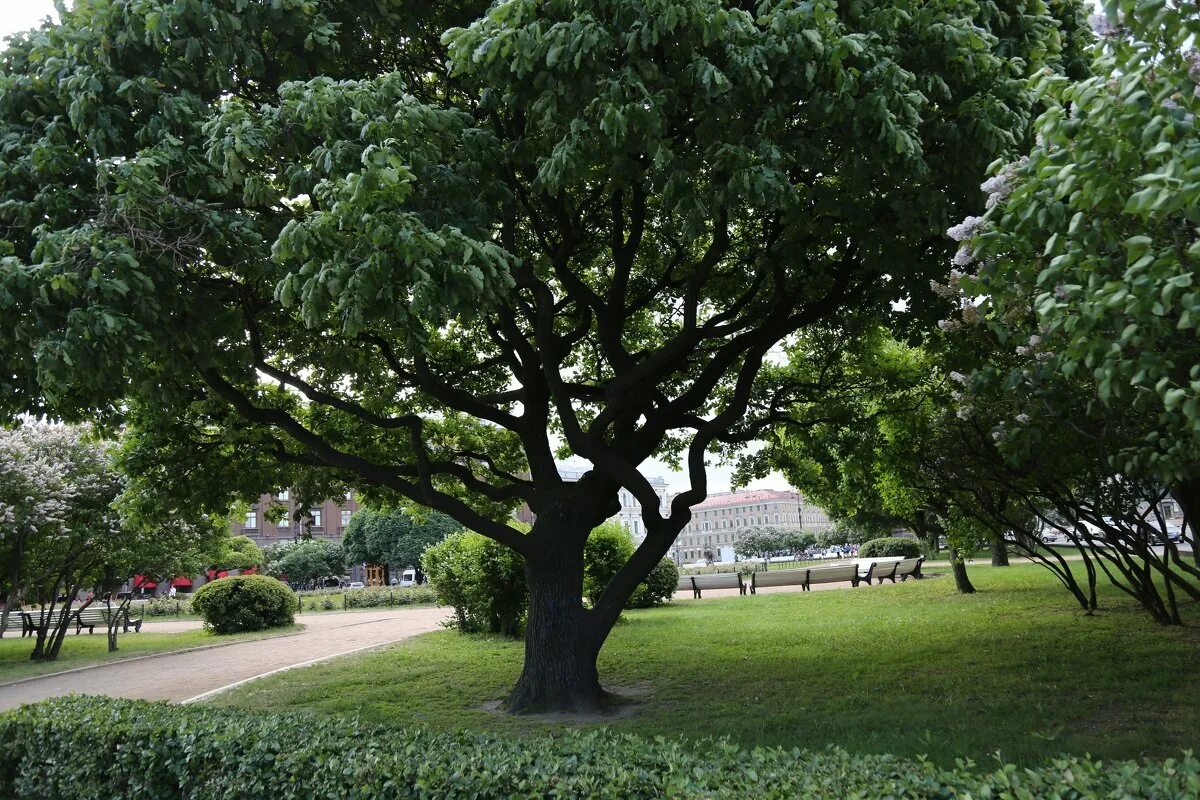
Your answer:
[347,581,365,590]
[399,568,417,587]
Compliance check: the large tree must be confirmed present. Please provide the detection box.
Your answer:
[0,0,1083,711]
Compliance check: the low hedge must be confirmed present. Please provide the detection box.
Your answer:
[139,596,193,617]
[1,697,1197,799]
[342,586,438,609]
[858,537,922,559]
[191,575,296,634]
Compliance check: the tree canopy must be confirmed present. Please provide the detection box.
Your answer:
[0,0,1087,711]
[263,539,345,586]
[342,508,459,573]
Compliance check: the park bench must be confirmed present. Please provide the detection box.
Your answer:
[72,606,142,635]
[894,556,924,582]
[676,575,694,595]
[687,572,746,599]
[749,567,808,594]
[805,562,863,591]
[0,611,24,636]
[856,556,903,584]
[21,609,72,637]
[750,562,864,593]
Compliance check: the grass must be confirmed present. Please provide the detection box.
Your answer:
[209,563,1199,765]
[0,624,303,684]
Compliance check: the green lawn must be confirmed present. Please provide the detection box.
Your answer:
[0,624,303,684]
[208,563,1199,765]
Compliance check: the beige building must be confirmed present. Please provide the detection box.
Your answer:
[669,488,833,564]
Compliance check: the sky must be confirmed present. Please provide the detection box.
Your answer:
[1,1,58,43]
[0,0,791,496]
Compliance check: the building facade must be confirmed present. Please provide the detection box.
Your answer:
[669,488,834,564]
[231,489,361,551]
[513,466,670,545]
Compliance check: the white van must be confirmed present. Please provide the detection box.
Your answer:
[399,568,416,588]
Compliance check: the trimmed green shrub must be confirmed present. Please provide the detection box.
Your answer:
[628,559,679,608]
[3,697,1198,799]
[342,586,438,609]
[140,596,192,617]
[583,521,635,607]
[190,575,296,634]
[859,537,922,559]
[423,531,526,635]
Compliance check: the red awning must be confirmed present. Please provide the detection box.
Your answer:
[132,575,157,590]
[171,577,193,588]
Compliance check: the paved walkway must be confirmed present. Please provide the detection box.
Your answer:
[0,606,448,712]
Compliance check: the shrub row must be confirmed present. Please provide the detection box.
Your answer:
[138,596,193,617]
[1,697,1196,799]
[858,537,922,559]
[342,586,438,609]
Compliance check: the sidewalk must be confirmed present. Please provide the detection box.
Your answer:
[0,606,449,712]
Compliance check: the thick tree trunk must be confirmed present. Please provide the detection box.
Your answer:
[948,547,976,594]
[990,535,1009,567]
[505,546,612,714]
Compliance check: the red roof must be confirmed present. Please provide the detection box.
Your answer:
[685,489,800,510]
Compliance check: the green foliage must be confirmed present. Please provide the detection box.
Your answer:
[141,597,192,617]
[191,575,296,634]
[341,507,459,572]
[0,0,1093,696]
[956,1,1200,484]
[262,539,345,586]
[858,537,921,559]
[627,559,679,609]
[422,531,526,636]
[341,586,438,610]
[3,696,1199,798]
[211,535,263,572]
[582,521,635,607]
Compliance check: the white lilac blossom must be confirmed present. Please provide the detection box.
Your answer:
[949,371,968,385]
[1186,50,1200,84]
[937,318,963,333]
[960,303,981,326]
[951,245,975,266]
[992,429,1007,442]
[1028,335,1042,347]
[929,278,958,299]
[956,407,973,421]
[1088,13,1121,37]
[946,216,984,243]
[1015,414,1031,424]
[1016,345,1029,356]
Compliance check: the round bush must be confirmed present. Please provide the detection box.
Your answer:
[191,575,296,634]
[858,537,921,559]
[628,559,680,608]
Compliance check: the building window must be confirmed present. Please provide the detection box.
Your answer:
[310,509,323,527]
[278,518,290,529]
[277,490,289,501]
[704,522,710,531]
[341,510,352,527]
[775,514,780,523]
[245,511,257,529]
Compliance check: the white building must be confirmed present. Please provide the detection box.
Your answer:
[513,465,670,545]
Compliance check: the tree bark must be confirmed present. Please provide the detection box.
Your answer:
[990,535,1009,567]
[1171,478,1200,566]
[948,547,976,594]
[504,547,610,714]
